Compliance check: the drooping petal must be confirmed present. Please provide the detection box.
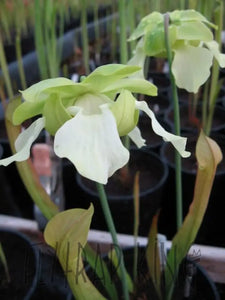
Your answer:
[135,101,191,158]
[128,126,146,148]
[0,117,45,166]
[205,41,225,68]
[54,105,129,184]
[172,44,213,93]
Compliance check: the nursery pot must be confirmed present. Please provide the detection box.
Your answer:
[134,115,172,155]
[31,242,72,300]
[67,246,220,300]
[144,93,171,119]
[0,229,38,300]
[159,133,225,247]
[76,148,168,236]
[147,71,171,96]
[165,103,225,134]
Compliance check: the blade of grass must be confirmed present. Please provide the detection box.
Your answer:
[146,213,162,299]
[0,243,10,283]
[133,171,140,284]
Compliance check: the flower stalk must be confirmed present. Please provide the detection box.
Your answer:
[96,182,130,300]
[164,13,183,229]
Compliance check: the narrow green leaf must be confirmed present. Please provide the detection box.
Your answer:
[146,213,162,299]
[164,130,222,299]
[133,172,140,283]
[108,248,134,293]
[44,204,106,300]
[0,243,10,283]
[84,244,119,300]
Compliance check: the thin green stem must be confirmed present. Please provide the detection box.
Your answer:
[164,13,183,230]
[96,183,130,300]
[205,0,223,135]
[133,172,140,284]
[179,0,186,10]
[118,0,128,64]
[81,0,90,74]
[93,3,100,65]
[0,33,14,99]
[34,0,48,79]
[128,0,136,58]
[15,31,27,90]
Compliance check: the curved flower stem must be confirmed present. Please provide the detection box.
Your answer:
[96,183,130,300]
[164,13,183,229]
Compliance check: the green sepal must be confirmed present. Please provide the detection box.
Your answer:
[13,100,45,125]
[102,78,157,97]
[144,24,177,56]
[110,89,139,136]
[177,21,213,41]
[170,9,216,29]
[128,11,163,41]
[20,77,73,102]
[43,93,72,135]
[82,64,141,92]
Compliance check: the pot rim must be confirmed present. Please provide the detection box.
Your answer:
[76,149,169,201]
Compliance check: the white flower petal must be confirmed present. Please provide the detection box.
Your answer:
[54,106,129,184]
[0,117,45,166]
[135,101,191,158]
[172,45,213,93]
[128,127,146,148]
[205,41,225,68]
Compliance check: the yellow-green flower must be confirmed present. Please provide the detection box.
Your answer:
[129,10,225,93]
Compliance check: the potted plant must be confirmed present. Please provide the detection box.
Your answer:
[0,6,224,300]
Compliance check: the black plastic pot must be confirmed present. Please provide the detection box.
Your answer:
[0,229,38,300]
[31,244,72,300]
[159,133,225,247]
[76,148,168,236]
[67,246,220,300]
[148,71,171,96]
[134,115,172,155]
[165,103,225,134]
[0,136,34,219]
